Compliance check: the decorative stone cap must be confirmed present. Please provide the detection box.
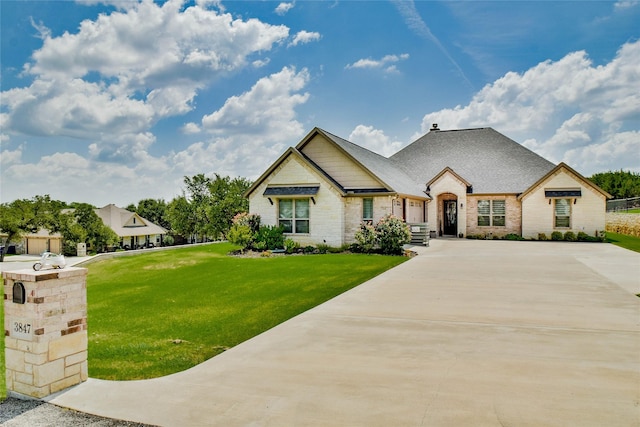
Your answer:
[2,267,88,282]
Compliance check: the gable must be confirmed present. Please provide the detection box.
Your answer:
[518,163,611,202]
[249,154,344,201]
[426,167,471,192]
[299,133,385,190]
[123,213,147,227]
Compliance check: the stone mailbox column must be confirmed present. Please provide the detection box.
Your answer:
[3,267,88,399]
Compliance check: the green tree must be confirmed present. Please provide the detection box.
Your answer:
[0,195,66,260]
[167,174,252,242]
[66,203,119,253]
[167,195,197,242]
[206,174,252,239]
[590,170,640,199]
[0,203,25,261]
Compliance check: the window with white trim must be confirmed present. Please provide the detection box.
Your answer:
[554,198,571,228]
[279,199,310,233]
[478,200,506,226]
[362,198,373,222]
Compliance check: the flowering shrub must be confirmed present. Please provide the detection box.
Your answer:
[232,212,261,234]
[354,215,411,255]
[354,222,377,253]
[376,215,412,255]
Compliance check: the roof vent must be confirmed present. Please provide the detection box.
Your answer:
[431,123,439,131]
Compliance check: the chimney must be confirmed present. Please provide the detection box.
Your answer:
[431,123,439,131]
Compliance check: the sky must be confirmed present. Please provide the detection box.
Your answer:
[1,0,639,207]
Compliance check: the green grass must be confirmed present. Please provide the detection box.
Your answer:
[86,243,406,380]
[620,208,640,214]
[606,231,640,253]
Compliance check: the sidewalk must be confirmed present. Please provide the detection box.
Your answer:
[42,239,639,426]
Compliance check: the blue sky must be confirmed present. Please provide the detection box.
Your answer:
[1,0,639,206]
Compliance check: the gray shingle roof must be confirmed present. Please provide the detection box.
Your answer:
[317,129,427,198]
[390,128,555,194]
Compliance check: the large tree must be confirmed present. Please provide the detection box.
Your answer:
[63,203,118,253]
[166,174,252,242]
[590,170,640,199]
[167,195,197,242]
[207,174,251,239]
[0,195,66,261]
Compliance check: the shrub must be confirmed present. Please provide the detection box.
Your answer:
[227,224,253,248]
[333,244,351,253]
[504,233,524,241]
[163,235,175,246]
[577,231,601,242]
[303,245,316,254]
[232,212,261,234]
[316,243,330,254]
[284,238,299,254]
[563,231,577,241]
[376,215,411,255]
[551,231,563,241]
[354,222,377,253]
[537,233,548,241]
[253,225,285,250]
[466,234,485,240]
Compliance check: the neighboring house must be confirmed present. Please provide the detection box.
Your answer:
[95,204,168,249]
[245,126,610,246]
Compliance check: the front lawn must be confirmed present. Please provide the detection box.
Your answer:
[606,231,640,253]
[86,243,406,380]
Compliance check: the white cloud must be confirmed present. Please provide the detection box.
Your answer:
[201,66,310,140]
[614,1,639,11]
[348,125,404,157]
[1,150,174,205]
[2,79,154,139]
[252,58,271,68]
[345,53,409,70]
[0,145,22,167]
[289,30,321,47]
[420,40,640,175]
[182,122,201,134]
[2,1,289,143]
[275,2,295,16]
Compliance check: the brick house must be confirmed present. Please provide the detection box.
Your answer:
[245,126,610,246]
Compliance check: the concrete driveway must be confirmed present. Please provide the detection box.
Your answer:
[48,240,639,426]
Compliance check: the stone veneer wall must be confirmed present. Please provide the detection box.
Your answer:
[466,195,522,237]
[3,267,88,398]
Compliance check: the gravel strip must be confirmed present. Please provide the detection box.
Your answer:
[0,398,156,426]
